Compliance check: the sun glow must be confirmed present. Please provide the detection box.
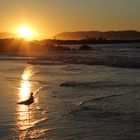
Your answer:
[17,26,33,40]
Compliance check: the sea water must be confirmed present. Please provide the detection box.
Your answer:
[0,43,140,140]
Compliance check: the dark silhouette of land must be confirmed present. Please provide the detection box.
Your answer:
[0,30,140,69]
[0,32,16,39]
[0,30,140,54]
[0,37,140,53]
[55,30,140,40]
[0,38,139,68]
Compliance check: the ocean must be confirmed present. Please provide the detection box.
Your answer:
[0,43,140,140]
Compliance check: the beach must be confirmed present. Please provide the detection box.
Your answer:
[0,43,140,139]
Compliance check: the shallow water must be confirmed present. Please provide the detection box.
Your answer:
[0,44,140,140]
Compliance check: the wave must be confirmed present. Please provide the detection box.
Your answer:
[61,65,81,72]
[67,103,140,122]
[27,60,64,65]
[67,106,125,121]
[13,126,53,139]
[27,52,140,68]
[60,81,140,88]
[78,94,122,106]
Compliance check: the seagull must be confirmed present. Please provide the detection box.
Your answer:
[17,87,42,110]
[18,92,34,124]
[18,92,34,106]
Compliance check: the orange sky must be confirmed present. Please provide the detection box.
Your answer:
[0,0,140,39]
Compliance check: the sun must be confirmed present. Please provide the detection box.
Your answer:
[17,26,33,40]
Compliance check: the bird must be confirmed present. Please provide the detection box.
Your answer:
[18,92,34,124]
[17,87,42,107]
[18,92,34,106]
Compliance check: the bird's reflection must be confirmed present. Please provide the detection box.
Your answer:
[17,66,34,130]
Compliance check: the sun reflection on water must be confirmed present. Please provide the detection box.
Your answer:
[20,67,32,101]
[15,65,48,139]
[17,66,34,130]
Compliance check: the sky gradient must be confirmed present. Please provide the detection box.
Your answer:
[0,0,140,38]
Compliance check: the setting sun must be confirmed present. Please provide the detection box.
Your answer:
[17,26,33,39]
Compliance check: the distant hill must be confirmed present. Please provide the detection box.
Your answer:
[55,30,140,40]
[0,32,16,39]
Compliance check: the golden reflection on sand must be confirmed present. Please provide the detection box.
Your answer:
[17,66,34,130]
